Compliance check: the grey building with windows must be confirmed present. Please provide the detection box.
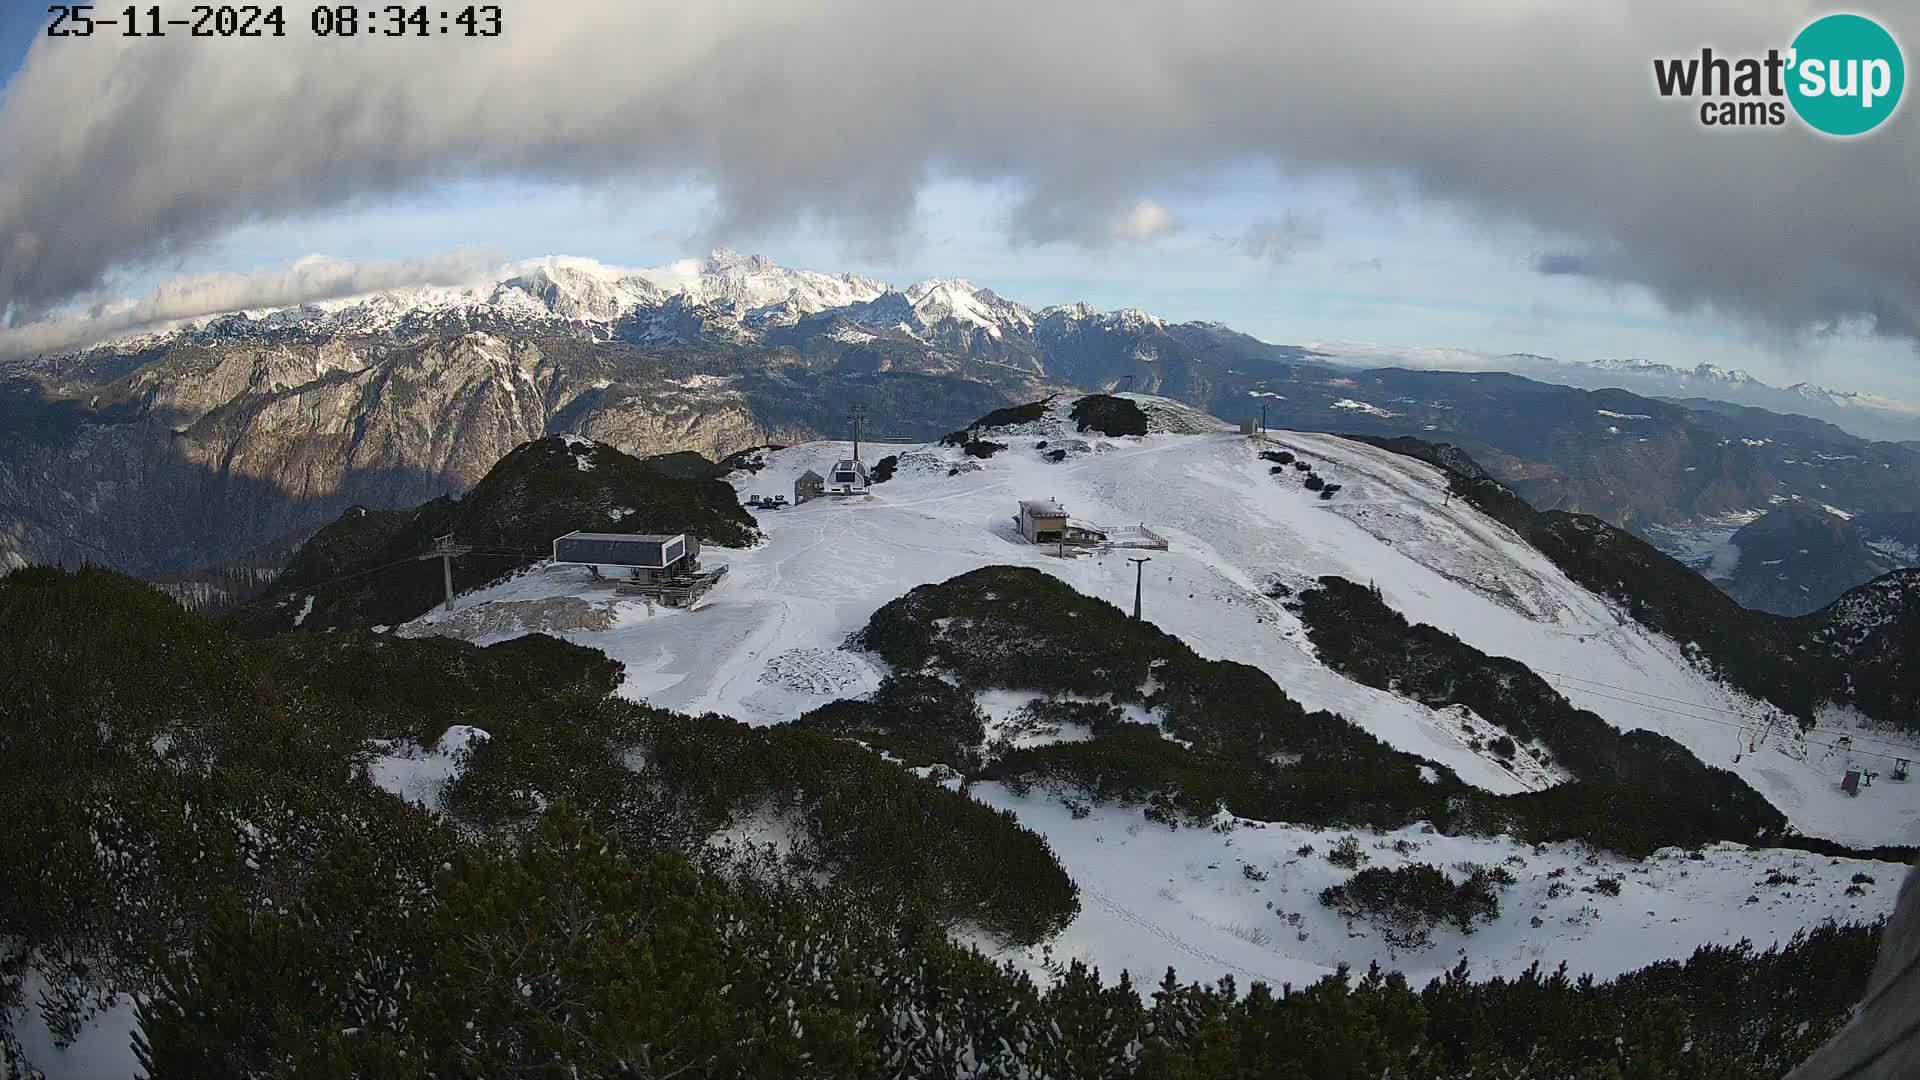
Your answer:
[552,532,691,582]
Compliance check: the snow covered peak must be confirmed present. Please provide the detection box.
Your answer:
[494,261,667,322]
[1692,363,1757,385]
[1787,382,1850,405]
[899,279,1035,337]
[702,247,761,271]
[1040,302,1098,321]
[642,250,889,321]
[1587,358,1762,387]
[1109,307,1166,332]
[903,277,978,303]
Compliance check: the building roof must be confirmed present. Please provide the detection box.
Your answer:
[797,469,825,482]
[557,531,685,544]
[1019,499,1069,517]
[832,458,866,471]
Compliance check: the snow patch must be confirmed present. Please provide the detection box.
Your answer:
[972,791,1905,999]
[366,725,491,810]
[1330,398,1397,418]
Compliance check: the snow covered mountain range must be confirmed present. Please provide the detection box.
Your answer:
[9,250,1920,622]
[22,250,1175,361]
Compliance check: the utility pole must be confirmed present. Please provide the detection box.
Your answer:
[1128,556,1151,620]
[416,534,473,612]
[849,403,867,462]
[1260,402,1268,433]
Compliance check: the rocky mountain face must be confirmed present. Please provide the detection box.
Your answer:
[1689,506,1920,616]
[8,250,1920,608]
[1713,508,1893,616]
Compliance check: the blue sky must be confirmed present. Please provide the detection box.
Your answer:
[5,4,1918,401]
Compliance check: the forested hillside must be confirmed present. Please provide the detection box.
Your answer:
[1,567,1892,1079]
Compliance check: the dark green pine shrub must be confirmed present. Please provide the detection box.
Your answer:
[870,454,899,483]
[794,674,987,771]
[962,439,1008,459]
[1069,394,1150,436]
[940,396,1055,445]
[855,565,1452,832]
[1327,835,1369,869]
[1320,863,1504,948]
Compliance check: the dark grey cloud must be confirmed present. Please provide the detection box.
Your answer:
[1230,215,1325,266]
[1533,253,1594,277]
[2,1,1916,343]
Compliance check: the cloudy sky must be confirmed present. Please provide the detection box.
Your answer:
[2,2,1917,398]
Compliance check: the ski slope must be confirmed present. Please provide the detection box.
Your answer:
[398,394,1915,991]
[410,395,1920,847]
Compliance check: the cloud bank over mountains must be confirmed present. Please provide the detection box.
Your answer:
[0,253,501,356]
[2,1,1915,347]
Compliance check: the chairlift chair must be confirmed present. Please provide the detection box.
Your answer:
[1895,758,1911,782]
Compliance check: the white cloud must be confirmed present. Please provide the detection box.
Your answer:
[1110,200,1179,243]
[1303,340,1518,371]
[0,251,500,356]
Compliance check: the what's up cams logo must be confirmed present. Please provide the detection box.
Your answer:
[1654,12,1904,135]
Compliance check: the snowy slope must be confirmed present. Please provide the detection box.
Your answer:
[961,795,1902,993]
[400,394,1914,989]
[412,395,1920,848]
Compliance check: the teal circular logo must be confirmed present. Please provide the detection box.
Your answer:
[1788,14,1905,136]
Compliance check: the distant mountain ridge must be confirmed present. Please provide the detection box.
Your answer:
[16,250,1186,367]
[1486,354,1920,444]
[6,249,1920,620]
